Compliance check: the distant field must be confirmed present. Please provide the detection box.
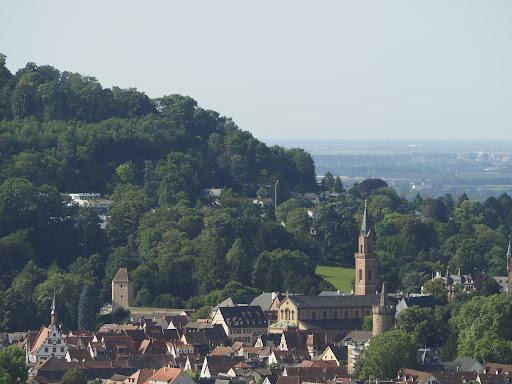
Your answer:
[315,264,354,292]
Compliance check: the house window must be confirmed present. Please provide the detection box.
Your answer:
[45,348,48,352]
[53,347,56,352]
[60,347,64,352]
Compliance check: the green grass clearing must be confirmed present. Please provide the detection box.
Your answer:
[315,263,354,292]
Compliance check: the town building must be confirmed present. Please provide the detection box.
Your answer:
[67,192,113,229]
[27,294,68,363]
[211,306,268,344]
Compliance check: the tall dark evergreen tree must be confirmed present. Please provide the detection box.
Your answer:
[77,285,93,330]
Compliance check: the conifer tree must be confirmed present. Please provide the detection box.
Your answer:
[77,285,93,330]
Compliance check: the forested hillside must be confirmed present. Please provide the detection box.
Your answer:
[0,55,327,330]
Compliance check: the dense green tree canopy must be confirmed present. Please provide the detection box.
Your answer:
[0,345,28,384]
[357,330,417,380]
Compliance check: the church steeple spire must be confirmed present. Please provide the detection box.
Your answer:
[50,293,58,325]
[361,200,371,237]
[354,201,377,295]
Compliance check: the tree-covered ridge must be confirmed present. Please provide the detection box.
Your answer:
[0,55,317,196]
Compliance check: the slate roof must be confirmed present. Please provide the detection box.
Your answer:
[319,291,353,296]
[34,356,70,373]
[217,306,268,327]
[299,319,364,331]
[113,268,132,283]
[251,293,283,312]
[341,331,372,344]
[361,204,371,237]
[324,346,348,361]
[286,295,380,309]
[401,296,438,308]
[271,351,309,364]
[452,357,483,372]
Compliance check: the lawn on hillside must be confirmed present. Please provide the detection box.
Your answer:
[315,264,354,292]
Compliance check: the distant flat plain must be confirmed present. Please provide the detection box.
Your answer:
[264,139,512,201]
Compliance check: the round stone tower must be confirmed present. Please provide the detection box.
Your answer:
[372,282,396,336]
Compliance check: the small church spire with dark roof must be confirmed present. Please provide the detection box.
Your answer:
[380,282,387,306]
[50,293,58,325]
[361,200,371,237]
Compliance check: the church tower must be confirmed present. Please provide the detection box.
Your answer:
[112,268,134,310]
[50,293,58,325]
[507,240,512,295]
[372,282,396,336]
[354,201,377,295]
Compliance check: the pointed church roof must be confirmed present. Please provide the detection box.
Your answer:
[507,240,511,257]
[361,201,371,237]
[50,293,57,315]
[113,268,132,283]
[380,283,387,306]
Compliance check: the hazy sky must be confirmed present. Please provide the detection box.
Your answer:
[1,1,511,141]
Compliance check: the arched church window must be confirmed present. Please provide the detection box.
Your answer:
[323,311,327,319]
[311,311,316,320]
[355,310,359,318]
[291,311,295,320]
[344,311,349,319]
[359,269,363,281]
[368,269,372,281]
[366,310,370,316]
[360,244,363,253]
[333,311,338,319]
